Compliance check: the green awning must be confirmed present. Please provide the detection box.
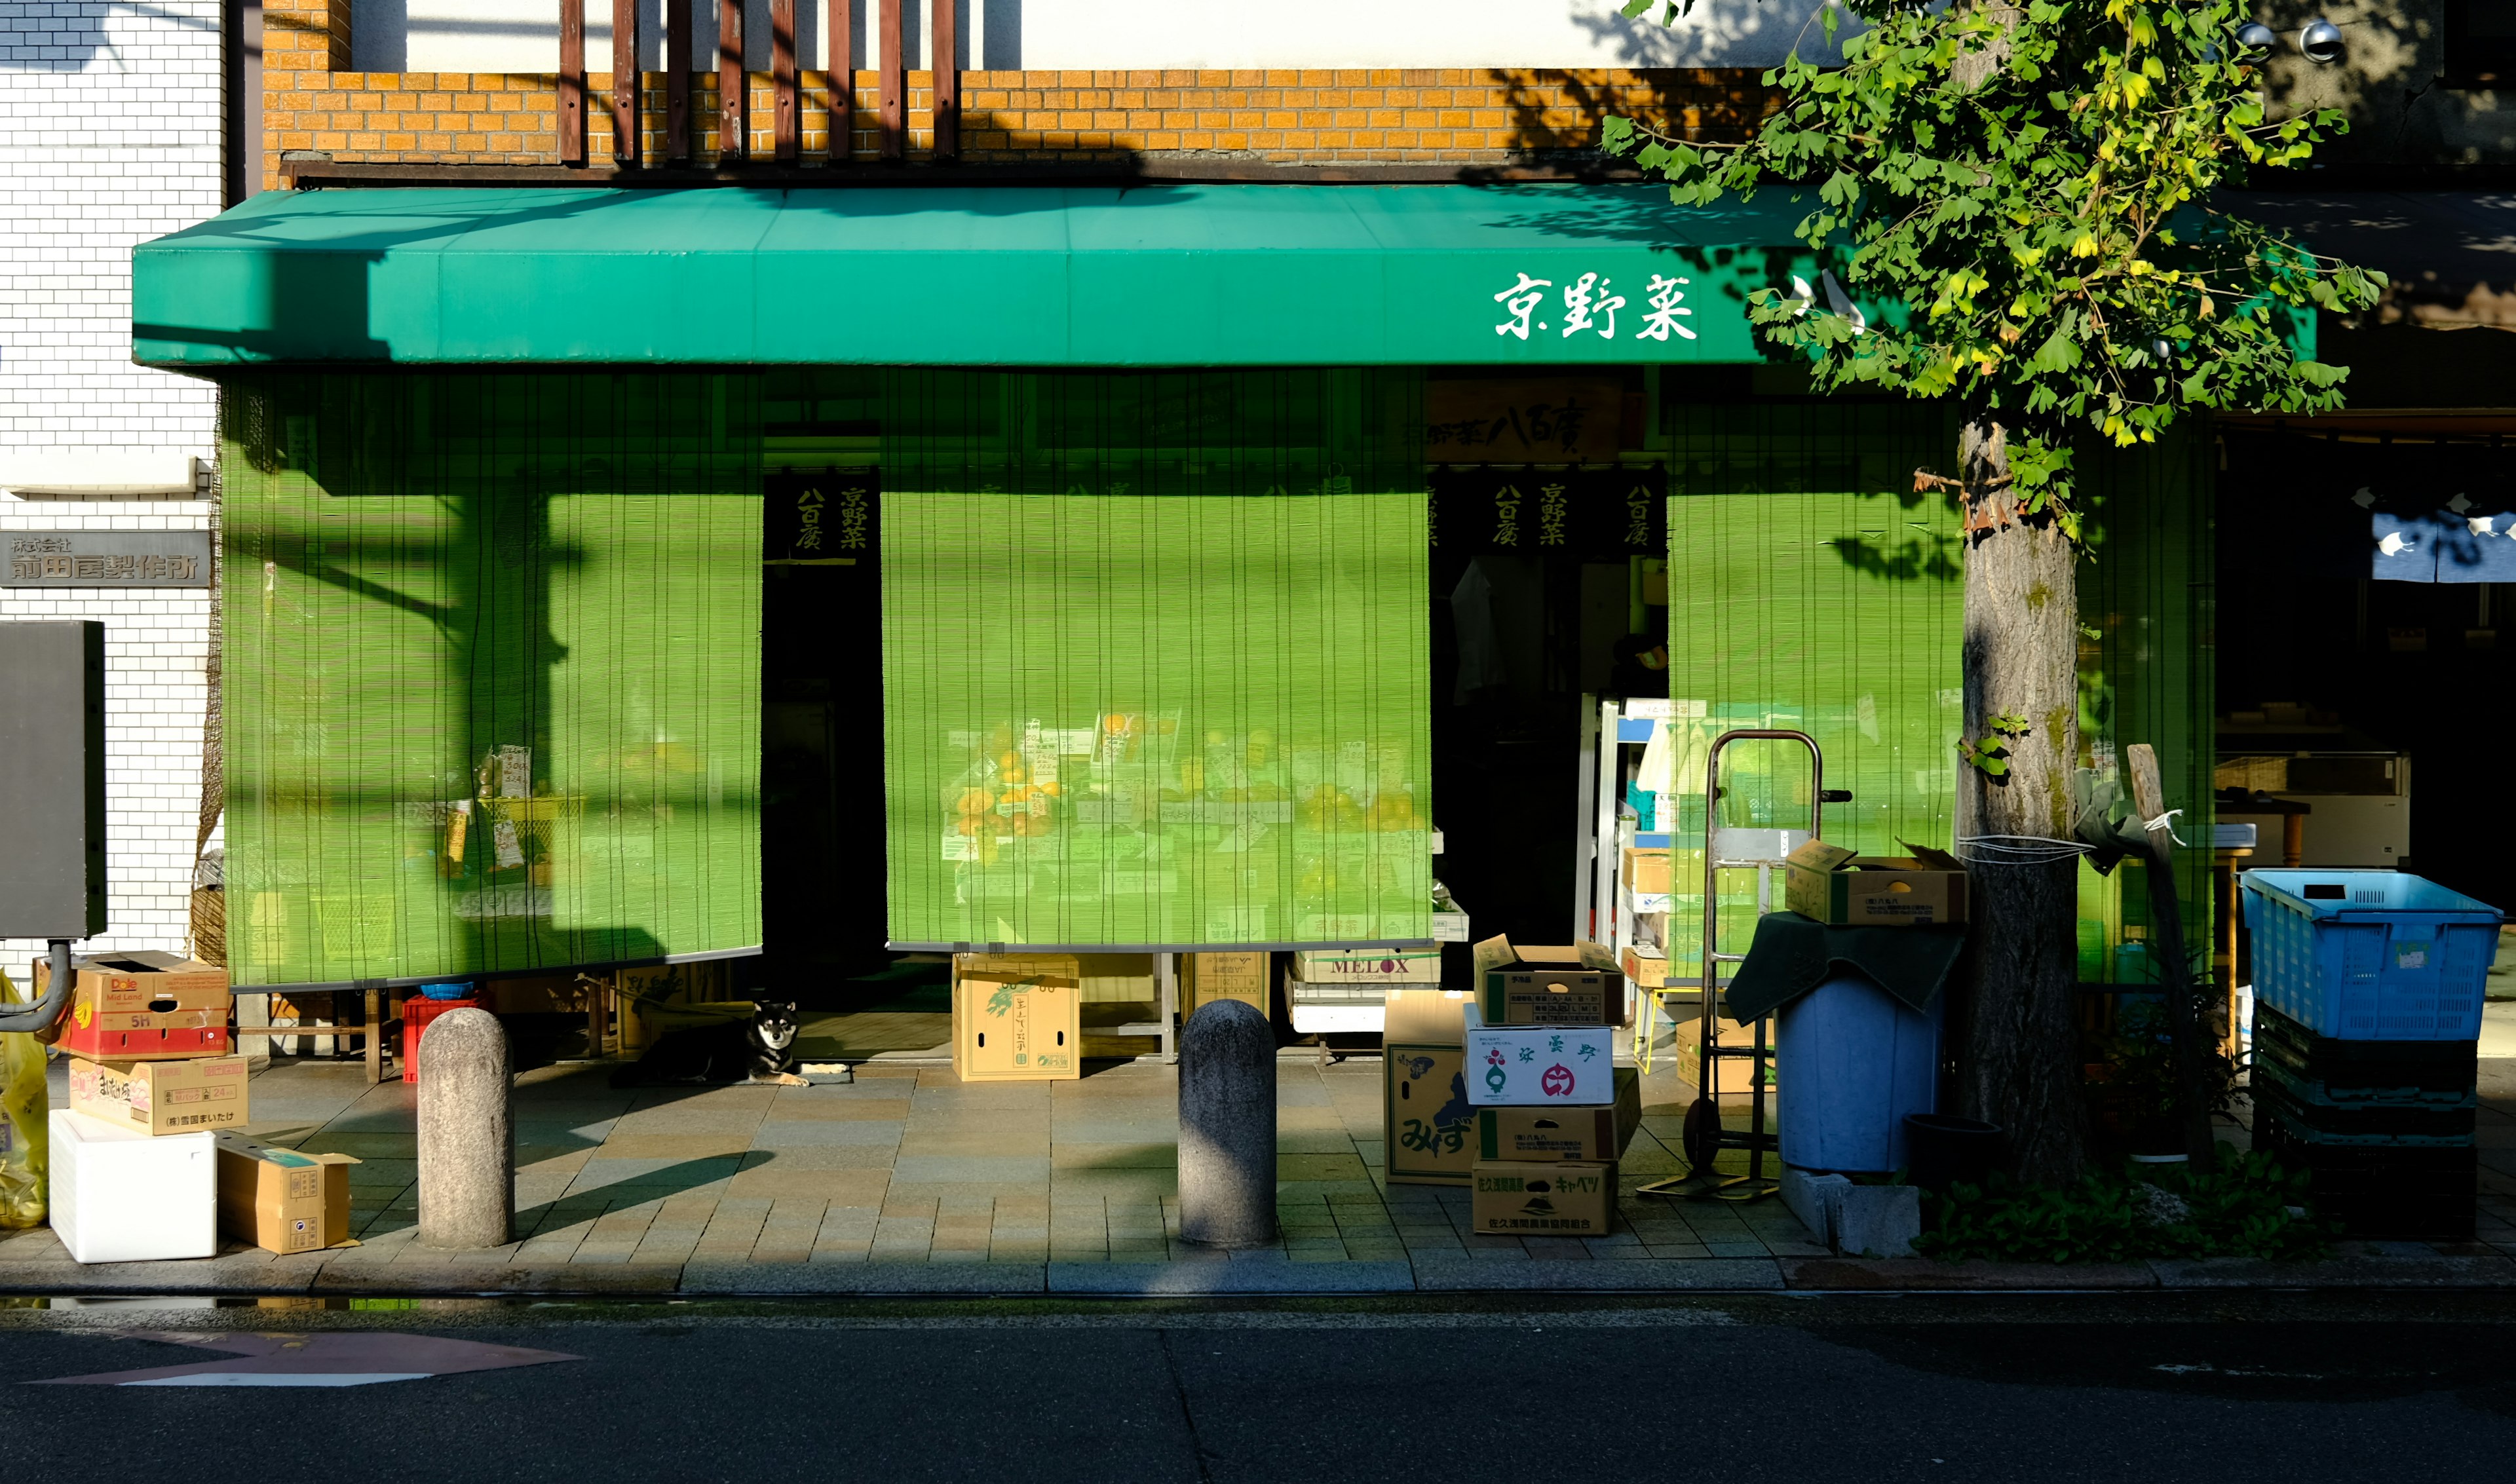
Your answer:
[132,184,1821,369]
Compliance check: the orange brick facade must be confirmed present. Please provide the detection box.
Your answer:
[263,0,1772,190]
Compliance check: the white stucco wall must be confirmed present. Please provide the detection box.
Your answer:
[354,0,1844,74]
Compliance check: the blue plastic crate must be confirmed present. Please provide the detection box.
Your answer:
[2241,871,2503,1040]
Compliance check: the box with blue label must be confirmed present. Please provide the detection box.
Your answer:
[215,1133,360,1253]
[1462,1005,1616,1106]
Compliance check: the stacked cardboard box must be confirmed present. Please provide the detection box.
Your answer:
[1462,937,1634,1235]
[36,951,248,1138]
[1288,947,1442,1035]
[951,953,1084,1082]
[1181,951,1270,1019]
[35,952,252,1261]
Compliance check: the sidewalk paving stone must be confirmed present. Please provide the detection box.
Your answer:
[7,1040,2513,1295]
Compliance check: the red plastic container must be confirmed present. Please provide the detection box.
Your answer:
[400,997,484,1084]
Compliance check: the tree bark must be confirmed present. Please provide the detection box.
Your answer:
[1953,410,2089,1187]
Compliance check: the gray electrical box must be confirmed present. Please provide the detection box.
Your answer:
[0,621,107,938]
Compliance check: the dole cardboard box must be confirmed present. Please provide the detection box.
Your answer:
[215,1133,360,1254]
[1470,1160,1618,1235]
[952,955,1082,1082]
[1462,1005,1616,1106]
[1783,840,1968,928]
[1183,951,1270,1019]
[1472,935,1626,1028]
[34,951,231,1061]
[1474,1067,1641,1162]
[1384,989,1476,1186]
[67,1055,250,1136]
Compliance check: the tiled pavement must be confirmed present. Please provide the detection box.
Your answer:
[2,1004,2510,1293]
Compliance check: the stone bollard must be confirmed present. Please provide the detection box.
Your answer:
[417,1007,514,1249]
[1177,998,1276,1248]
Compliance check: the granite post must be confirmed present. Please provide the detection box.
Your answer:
[417,1007,514,1249]
[1177,998,1276,1248]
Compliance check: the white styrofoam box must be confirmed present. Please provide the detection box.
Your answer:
[48,1109,217,1263]
[1462,1005,1615,1106]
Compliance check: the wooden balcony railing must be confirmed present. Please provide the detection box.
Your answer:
[555,0,936,168]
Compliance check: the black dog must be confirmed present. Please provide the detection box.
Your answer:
[609,998,810,1087]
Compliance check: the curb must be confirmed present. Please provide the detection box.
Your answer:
[7,1250,2514,1298]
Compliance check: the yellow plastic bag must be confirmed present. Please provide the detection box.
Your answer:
[0,969,49,1228]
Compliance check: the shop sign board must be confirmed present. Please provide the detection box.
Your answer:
[1428,465,1667,558]
[4,530,211,586]
[764,469,878,565]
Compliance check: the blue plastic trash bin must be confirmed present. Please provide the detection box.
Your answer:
[1776,972,1945,1173]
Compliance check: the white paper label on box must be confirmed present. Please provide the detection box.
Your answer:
[1464,1014,1615,1105]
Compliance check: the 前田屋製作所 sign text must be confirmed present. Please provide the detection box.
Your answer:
[4,531,212,587]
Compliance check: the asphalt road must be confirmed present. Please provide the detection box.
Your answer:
[0,1293,2511,1481]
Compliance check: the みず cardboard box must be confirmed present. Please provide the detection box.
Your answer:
[1474,1067,1641,1162]
[1471,936,1626,1027]
[66,1054,250,1135]
[1462,1006,1616,1106]
[1384,989,1476,1186]
[1783,841,1969,927]
[215,1133,360,1254]
[1182,952,1270,1019]
[953,960,1081,1081]
[33,951,231,1061]
[1470,1160,1618,1235]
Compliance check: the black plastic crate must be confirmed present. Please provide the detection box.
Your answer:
[2253,1003,2478,1093]
[2264,1076,2475,1147]
[2254,1108,2479,1238]
[2251,1059,2478,1122]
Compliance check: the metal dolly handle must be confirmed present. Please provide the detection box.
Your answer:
[1641,728,1835,1204]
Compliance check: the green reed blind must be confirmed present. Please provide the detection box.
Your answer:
[2074,428,2217,976]
[1660,401,1962,980]
[220,371,762,987]
[880,370,1431,950]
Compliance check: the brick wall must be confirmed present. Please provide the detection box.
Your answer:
[263,0,1772,186]
[1,1,225,968]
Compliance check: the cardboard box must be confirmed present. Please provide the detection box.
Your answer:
[1469,1160,1618,1235]
[1384,989,1477,1186]
[1472,936,1624,1027]
[1622,848,1673,896]
[1475,1067,1642,1162]
[1784,841,1969,927]
[1619,944,1669,990]
[1293,948,1443,985]
[216,1134,360,1253]
[950,952,1155,1005]
[48,1109,216,1263]
[952,959,1082,1081]
[34,950,231,1061]
[1462,1005,1616,1106]
[66,1054,250,1135]
[1182,952,1270,1019]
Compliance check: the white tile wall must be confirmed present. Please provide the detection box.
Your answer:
[2,0,227,970]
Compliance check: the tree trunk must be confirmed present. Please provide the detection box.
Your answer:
[1953,411,2088,1187]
